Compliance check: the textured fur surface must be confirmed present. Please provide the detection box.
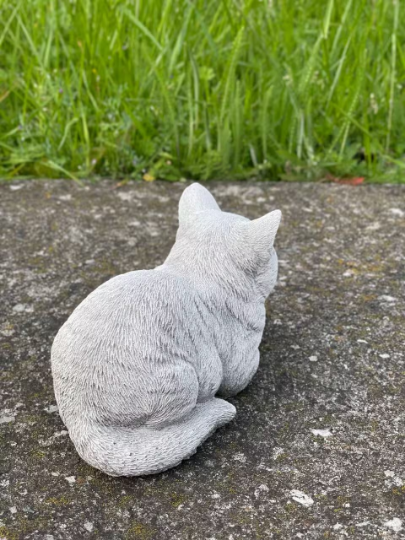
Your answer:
[51,183,281,476]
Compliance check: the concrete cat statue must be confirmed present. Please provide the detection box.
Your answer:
[51,183,281,477]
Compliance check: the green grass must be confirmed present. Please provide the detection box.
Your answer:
[0,0,405,183]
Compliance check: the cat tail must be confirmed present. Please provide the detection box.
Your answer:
[70,398,236,477]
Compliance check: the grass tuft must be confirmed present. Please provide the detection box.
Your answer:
[0,0,404,182]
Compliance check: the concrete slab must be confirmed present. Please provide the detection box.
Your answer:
[0,180,404,539]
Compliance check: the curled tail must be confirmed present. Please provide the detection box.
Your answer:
[70,398,236,476]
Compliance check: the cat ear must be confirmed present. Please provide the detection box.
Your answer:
[179,183,220,223]
[247,210,282,249]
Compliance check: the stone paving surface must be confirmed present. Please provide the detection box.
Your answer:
[0,180,404,540]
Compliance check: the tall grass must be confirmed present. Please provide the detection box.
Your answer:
[0,0,404,182]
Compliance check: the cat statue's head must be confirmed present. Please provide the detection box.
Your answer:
[165,183,282,301]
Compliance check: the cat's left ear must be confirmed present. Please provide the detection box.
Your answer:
[247,210,282,249]
[179,183,221,224]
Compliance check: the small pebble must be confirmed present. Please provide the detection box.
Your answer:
[389,208,404,217]
[311,429,332,438]
[84,522,94,532]
[384,518,402,532]
[290,490,314,507]
[65,476,76,484]
[44,405,59,414]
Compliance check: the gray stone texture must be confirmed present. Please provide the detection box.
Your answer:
[0,180,404,539]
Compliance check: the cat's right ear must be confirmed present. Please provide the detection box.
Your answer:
[247,209,282,250]
[179,183,221,224]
